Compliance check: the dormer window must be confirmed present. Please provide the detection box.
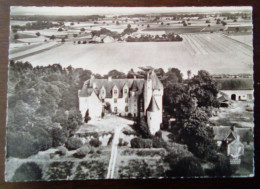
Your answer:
[114,90,117,95]
[114,98,117,103]
[125,98,128,103]
[124,89,128,94]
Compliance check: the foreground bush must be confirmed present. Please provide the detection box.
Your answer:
[12,162,42,181]
[89,138,102,148]
[165,156,205,177]
[130,138,153,148]
[65,137,83,150]
[73,144,91,158]
[55,146,67,156]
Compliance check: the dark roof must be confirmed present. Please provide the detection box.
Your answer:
[218,95,230,102]
[147,70,163,90]
[216,78,253,90]
[213,126,233,141]
[147,97,160,112]
[79,78,145,98]
[213,126,252,142]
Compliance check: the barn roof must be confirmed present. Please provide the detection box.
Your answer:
[216,78,253,90]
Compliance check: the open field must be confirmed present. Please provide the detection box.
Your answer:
[16,33,253,76]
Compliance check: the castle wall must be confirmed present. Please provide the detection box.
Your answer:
[79,92,102,119]
[147,111,161,135]
[153,89,163,123]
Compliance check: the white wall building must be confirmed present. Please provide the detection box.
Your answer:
[78,70,164,135]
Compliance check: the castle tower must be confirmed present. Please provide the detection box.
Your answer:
[144,70,163,124]
[147,97,161,135]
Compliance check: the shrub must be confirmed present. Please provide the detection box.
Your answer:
[52,126,66,147]
[89,138,102,148]
[155,131,162,138]
[73,144,91,158]
[130,138,153,148]
[206,153,235,177]
[65,137,83,150]
[152,137,166,148]
[55,146,67,156]
[165,156,205,177]
[118,138,128,146]
[45,161,74,180]
[12,162,42,181]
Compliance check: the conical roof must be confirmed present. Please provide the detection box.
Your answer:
[147,97,160,112]
[130,79,139,91]
[148,71,163,90]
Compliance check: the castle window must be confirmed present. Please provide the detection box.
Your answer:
[114,98,117,103]
[125,98,128,103]
[125,106,128,112]
[114,90,117,95]
[114,107,117,112]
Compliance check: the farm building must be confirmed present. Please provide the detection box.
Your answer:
[78,70,164,135]
[217,78,253,101]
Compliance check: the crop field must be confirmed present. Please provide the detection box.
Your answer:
[15,33,253,76]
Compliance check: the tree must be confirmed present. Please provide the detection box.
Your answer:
[106,69,126,79]
[58,28,63,32]
[12,162,42,181]
[50,35,55,40]
[127,68,136,78]
[188,70,219,108]
[14,34,19,40]
[36,32,40,36]
[80,28,85,32]
[147,24,150,28]
[187,70,191,80]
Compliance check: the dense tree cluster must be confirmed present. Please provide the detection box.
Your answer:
[11,21,60,31]
[6,61,91,158]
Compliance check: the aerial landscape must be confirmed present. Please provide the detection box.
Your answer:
[6,6,254,181]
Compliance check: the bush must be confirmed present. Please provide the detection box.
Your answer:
[152,137,166,148]
[206,153,235,177]
[12,162,42,181]
[130,138,153,148]
[73,144,91,158]
[89,138,102,148]
[165,156,205,177]
[55,146,67,156]
[65,137,83,150]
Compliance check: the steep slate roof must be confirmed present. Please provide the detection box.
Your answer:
[213,126,234,141]
[213,126,252,142]
[148,70,164,90]
[147,97,160,112]
[79,78,145,98]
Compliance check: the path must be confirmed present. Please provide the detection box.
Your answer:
[106,127,121,179]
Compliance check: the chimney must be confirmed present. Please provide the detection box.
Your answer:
[108,76,112,81]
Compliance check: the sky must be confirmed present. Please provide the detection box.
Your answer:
[11,6,252,16]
